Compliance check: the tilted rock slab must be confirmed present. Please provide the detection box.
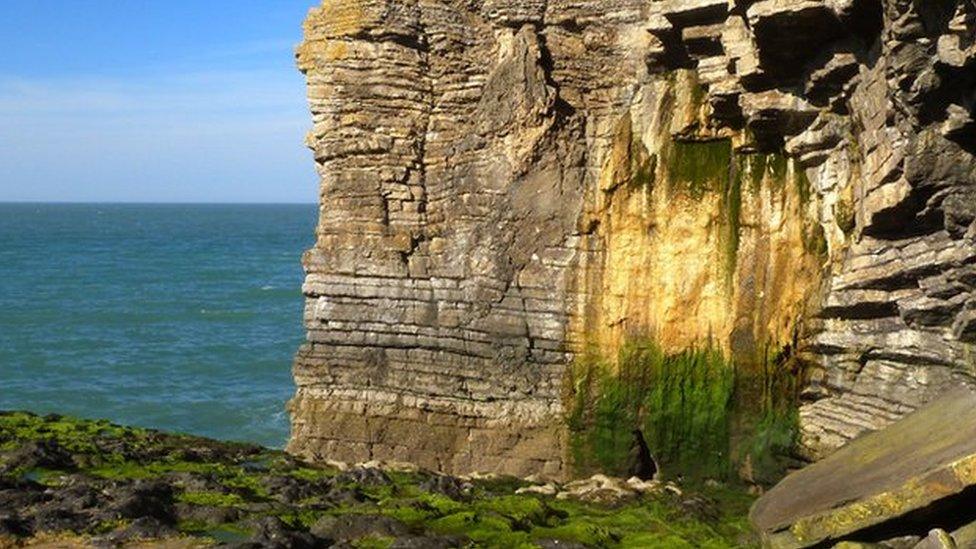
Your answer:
[289,0,976,478]
[751,387,976,548]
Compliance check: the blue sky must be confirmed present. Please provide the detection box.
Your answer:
[0,1,319,203]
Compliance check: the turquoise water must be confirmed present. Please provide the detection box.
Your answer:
[0,203,316,447]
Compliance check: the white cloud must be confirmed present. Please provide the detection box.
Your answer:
[0,69,316,203]
[0,69,304,118]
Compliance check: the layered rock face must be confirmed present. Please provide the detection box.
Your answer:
[289,0,976,478]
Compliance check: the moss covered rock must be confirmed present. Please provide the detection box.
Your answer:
[0,411,757,548]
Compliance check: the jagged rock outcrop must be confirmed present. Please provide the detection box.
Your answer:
[792,0,976,460]
[289,0,976,478]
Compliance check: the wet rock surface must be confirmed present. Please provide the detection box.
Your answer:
[752,387,976,548]
[0,411,756,547]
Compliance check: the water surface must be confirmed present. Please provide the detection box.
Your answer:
[0,203,316,447]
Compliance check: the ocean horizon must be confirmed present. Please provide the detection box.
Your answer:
[0,202,317,448]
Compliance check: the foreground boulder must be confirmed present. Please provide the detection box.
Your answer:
[752,388,976,548]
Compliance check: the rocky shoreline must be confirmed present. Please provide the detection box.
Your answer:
[0,412,755,548]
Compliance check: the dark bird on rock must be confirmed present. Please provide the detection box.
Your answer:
[627,429,659,481]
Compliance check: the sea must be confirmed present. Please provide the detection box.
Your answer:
[0,203,317,448]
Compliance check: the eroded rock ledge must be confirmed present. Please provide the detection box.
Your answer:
[289,0,976,478]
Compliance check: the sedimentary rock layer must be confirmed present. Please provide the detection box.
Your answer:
[289,0,976,477]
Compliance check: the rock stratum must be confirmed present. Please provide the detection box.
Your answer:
[288,0,976,479]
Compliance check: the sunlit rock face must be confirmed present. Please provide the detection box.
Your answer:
[288,0,976,478]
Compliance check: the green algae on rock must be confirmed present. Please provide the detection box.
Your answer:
[665,140,734,200]
[566,341,735,481]
[0,411,757,548]
[565,338,801,485]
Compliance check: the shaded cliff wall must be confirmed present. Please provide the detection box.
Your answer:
[289,0,976,478]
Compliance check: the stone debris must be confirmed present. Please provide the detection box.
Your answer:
[521,473,684,504]
[504,473,684,503]
[356,460,420,473]
[915,530,958,549]
[557,474,636,504]
[459,471,501,482]
[627,476,670,495]
[515,483,559,497]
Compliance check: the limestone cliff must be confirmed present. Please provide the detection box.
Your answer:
[288,0,976,479]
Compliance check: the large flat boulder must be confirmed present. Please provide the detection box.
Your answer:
[751,387,976,548]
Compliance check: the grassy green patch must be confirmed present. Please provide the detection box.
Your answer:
[418,492,466,514]
[177,490,247,507]
[359,481,396,502]
[390,491,750,548]
[382,503,437,526]
[0,411,137,455]
[429,510,534,547]
[473,475,531,497]
[178,520,252,544]
[89,458,270,501]
[289,465,338,482]
[92,518,130,535]
[220,468,270,499]
[477,495,550,525]
[278,507,330,530]
[1,411,760,548]
[541,492,753,549]
[535,519,618,546]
